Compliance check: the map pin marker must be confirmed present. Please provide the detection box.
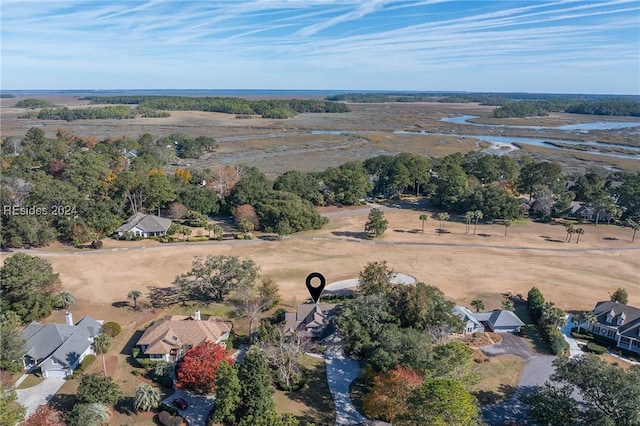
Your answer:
[305,272,326,304]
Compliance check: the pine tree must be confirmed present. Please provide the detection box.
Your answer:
[211,361,241,424]
[237,347,275,419]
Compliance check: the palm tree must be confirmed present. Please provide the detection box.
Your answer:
[92,332,111,376]
[58,291,75,309]
[437,212,450,232]
[472,210,483,235]
[584,311,597,334]
[419,214,429,233]
[566,224,575,242]
[71,403,111,426]
[205,223,215,238]
[212,224,224,239]
[464,211,474,235]
[470,299,485,313]
[182,225,192,242]
[127,289,142,309]
[502,299,515,311]
[574,227,584,243]
[625,219,639,242]
[503,219,512,237]
[133,383,161,411]
[572,311,587,333]
[541,302,566,328]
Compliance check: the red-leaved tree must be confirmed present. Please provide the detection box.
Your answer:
[176,341,232,395]
[23,404,65,426]
[362,366,424,423]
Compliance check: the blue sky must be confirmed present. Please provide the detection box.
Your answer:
[1,1,639,94]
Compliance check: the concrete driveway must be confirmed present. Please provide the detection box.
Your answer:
[16,377,65,417]
[323,345,368,426]
[162,390,214,426]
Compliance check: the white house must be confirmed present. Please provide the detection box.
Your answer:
[116,212,172,238]
[21,312,102,378]
[454,306,524,334]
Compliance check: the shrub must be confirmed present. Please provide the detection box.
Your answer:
[77,355,96,372]
[102,322,121,337]
[187,236,209,242]
[586,342,608,354]
[547,330,569,355]
[570,331,593,340]
[157,411,184,426]
[91,240,103,249]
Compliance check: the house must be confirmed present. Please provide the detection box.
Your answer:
[115,212,172,238]
[454,306,524,334]
[587,301,640,354]
[454,306,485,334]
[136,311,232,362]
[284,303,337,338]
[21,312,102,378]
[564,201,610,223]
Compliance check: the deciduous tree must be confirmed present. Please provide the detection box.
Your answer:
[610,287,629,304]
[397,378,480,426]
[365,208,388,238]
[176,341,232,395]
[358,260,394,296]
[0,322,25,372]
[0,253,59,324]
[362,366,424,422]
[174,255,259,302]
[23,404,65,426]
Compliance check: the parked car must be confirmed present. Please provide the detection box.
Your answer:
[172,397,188,410]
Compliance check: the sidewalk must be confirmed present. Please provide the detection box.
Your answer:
[560,315,583,358]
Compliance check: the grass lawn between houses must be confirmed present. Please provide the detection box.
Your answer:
[273,354,335,426]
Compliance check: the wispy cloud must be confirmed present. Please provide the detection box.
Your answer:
[1,0,638,93]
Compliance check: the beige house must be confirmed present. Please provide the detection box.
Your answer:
[136,311,232,362]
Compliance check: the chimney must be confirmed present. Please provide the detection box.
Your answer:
[195,310,201,321]
[65,311,74,326]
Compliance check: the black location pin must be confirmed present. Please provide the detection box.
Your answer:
[305,272,326,304]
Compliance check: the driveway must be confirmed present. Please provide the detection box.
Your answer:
[162,390,214,426]
[481,332,536,361]
[16,377,65,417]
[323,345,368,426]
[480,333,557,425]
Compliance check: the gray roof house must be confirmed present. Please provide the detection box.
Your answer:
[454,306,485,334]
[284,303,337,338]
[454,306,524,334]
[116,212,172,238]
[587,301,640,354]
[22,312,102,378]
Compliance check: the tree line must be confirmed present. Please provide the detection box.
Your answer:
[18,105,171,121]
[492,99,640,117]
[80,95,350,118]
[2,127,639,248]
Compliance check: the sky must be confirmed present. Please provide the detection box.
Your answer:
[1,0,639,94]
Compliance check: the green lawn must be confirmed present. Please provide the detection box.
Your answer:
[16,373,44,390]
[273,355,335,426]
